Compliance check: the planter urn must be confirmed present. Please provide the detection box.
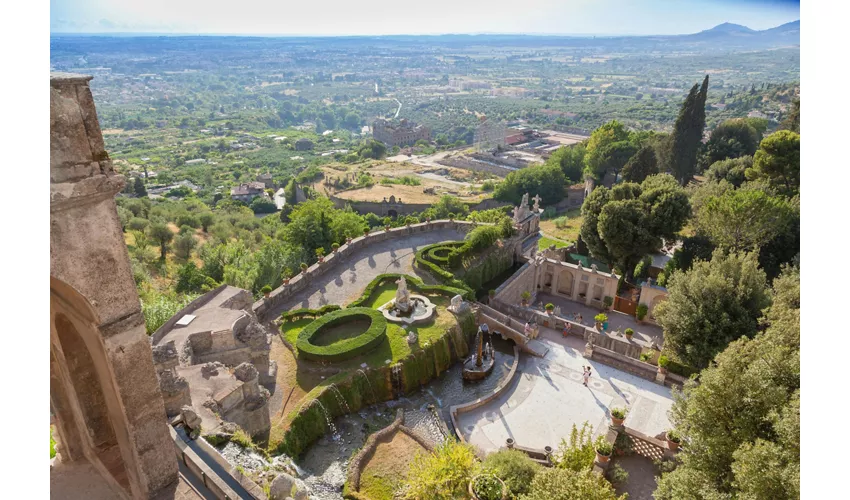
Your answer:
[612,415,625,427]
[666,433,680,452]
[596,451,611,464]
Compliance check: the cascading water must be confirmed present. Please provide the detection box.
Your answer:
[391,364,404,397]
[357,369,377,403]
[329,385,351,414]
[311,399,340,441]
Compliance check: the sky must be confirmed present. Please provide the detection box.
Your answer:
[50,0,800,36]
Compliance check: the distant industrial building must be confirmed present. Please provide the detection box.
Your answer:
[372,118,431,147]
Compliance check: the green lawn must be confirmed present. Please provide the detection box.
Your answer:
[539,235,570,250]
[50,426,56,459]
[280,294,455,372]
[539,208,583,244]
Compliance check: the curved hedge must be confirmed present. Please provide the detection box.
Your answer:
[347,273,470,308]
[296,308,387,362]
[415,243,475,297]
[281,304,342,322]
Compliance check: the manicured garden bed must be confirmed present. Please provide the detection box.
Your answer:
[296,308,387,363]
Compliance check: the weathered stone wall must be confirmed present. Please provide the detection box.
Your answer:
[50,72,177,498]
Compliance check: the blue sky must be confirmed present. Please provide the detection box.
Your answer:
[50,0,800,36]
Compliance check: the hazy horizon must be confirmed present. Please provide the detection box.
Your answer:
[51,0,800,37]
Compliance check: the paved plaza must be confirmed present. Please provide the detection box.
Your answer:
[268,228,467,316]
[456,328,673,454]
[534,292,664,346]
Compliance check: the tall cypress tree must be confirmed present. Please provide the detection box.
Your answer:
[668,75,709,185]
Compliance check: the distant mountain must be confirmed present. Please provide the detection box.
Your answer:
[698,22,757,35]
[677,20,799,47]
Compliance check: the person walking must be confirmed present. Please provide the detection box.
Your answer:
[582,366,592,386]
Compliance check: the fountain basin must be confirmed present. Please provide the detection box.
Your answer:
[462,355,496,381]
[378,294,436,325]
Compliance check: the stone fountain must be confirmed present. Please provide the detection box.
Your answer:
[378,276,436,325]
[462,325,496,381]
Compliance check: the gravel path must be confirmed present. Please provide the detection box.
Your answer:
[268,228,466,316]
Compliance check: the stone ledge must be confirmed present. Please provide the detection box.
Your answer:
[51,72,94,85]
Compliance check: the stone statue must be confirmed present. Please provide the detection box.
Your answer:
[554,305,561,316]
[448,294,469,313]
[512,205,523,223]
[521,192,529,209]
[591,264,598,273]
[395,276,411,312]
[532,194,542,213]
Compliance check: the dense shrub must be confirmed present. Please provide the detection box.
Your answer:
[403,439,478,499]
[295,308,387,362]
[519,468,625,500]
[482,449,542,498]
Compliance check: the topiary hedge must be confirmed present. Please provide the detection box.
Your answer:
[348,273,470,308]
[415,243,475,297]
[296,308,387,363]
[281,304,342,322]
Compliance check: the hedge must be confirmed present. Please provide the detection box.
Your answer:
[281,304,342,322]
[348,273,470,308]
[296,308,387,363]
[415,243,475,297]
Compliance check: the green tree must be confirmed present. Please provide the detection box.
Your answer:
[481,450,541,497]
[174,232,197,260]
[175,262,216,293]
[778,98,800,133]
[747,130,800,197]
[619,145,658,183]
[519,468,625,500]
[282,197,335,255]
[148,223,174,260]
[704,156,751,188]
[583,120,631,180]
[667,76,709,185]
[133,177,148,197]
[546,143,585,183]
[654,250,770,369]
[357,139,387,160]
[655,268,799,500]
[581,175,689,275]
[695,188,793,252]
[429,195,470,219]
[198,212,215,232]
[250,196,277,214]
[699,118,761,170]
[494,163,566,205]
[329,209,365,243]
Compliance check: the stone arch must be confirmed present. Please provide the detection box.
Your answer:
[50,279,136,497]
[649,295,666,319]
[387,209,398,218]
[557,269,574,296]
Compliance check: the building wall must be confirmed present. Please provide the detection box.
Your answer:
[50,72,178,498]
[638,284,668,322]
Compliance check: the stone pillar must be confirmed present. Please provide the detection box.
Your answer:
[50,73,178,498]
[655,367,667,385]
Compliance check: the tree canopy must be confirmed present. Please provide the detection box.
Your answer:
[747,130,800,197]
[655,267,799,499]
[494,163,566,205]
[694,187,794,253]
[666,76,709,185]
[699,118,762,170]
[546,143,586,184]
[704,156,751,188]
[580,174,690,276]
[654,249,771,369]
[620,144,659,183]
[583,120,633,180]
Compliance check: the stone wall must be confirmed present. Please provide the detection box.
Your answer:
[437,155,514,177]
[50,72,178,498]
[253,220,476,321]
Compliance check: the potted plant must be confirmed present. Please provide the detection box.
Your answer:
[448,213,456,222]
[636,304,648,323]
[316,248,326,263]
[426,216,431,223]
[300,262,308,274]
[624,328,634,341]
[261,285,272,298]
[488,289,496,303]
[520,291,531,307]
[658,355,670,375]
[603,296,613,310]
[385,223,391,231]
[610,407,627,427]
[545,303,555,314]
[595,437,613,464]
[282,268,292,285]
[364,227,370,236]
[666,430,681,451]
[594,313,608,331]
[346,236,353,244]
[331,242,339,253]
[468,473,507,500]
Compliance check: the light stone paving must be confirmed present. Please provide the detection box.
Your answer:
[268,228,467,316]
[457,327,673,454]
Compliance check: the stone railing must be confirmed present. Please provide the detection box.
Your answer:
[252,220,475,321]
[151,284,230,344]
